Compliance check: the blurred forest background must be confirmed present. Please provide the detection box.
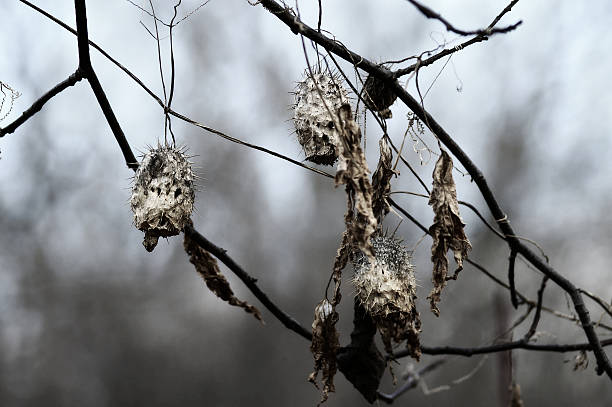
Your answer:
[1,1,611,405]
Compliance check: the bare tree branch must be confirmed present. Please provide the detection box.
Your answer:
[0,70,84,137]
[508,249,519,308]
[74,0,139,169]
[412,338,612,358]
[183,225,313,341]
[402,0,522,37]
[524,276,548,340]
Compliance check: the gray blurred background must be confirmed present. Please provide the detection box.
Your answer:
[1,0,611,405]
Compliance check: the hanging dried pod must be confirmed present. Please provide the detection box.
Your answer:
[130,145,195,251]
[362,73,397,119]
[352,236,421,359]
[293,71,349,165]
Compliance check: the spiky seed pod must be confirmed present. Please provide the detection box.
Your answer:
[130,145,195,252]
[353,236,421,359]
[293,71,350,165]
[362,74,397,119]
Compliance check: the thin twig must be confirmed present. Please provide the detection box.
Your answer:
[508,249,519,308]
[183,225,313,340]
[388,197,612,332]
[393,338,612,359]
[168,109,334,178]
[0,70,84,137]
[394,0,522,78]
[402,0,522,37]
[524,276,549,340]
[74,0,139,170]
[377,359,447,403]
[20,0,331,178]
[579,289,612,319]
[458,200,505,239]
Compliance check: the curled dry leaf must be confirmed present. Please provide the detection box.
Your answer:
[184,231,263,322]
[427,150,471,316]
[308,299,340,405]
[334,104,377,261]
[371,136,395,223]
[331,224,351,306]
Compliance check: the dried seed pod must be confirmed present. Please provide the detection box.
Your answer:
[130,145,195,251]
[362,74,397,119]
[353,236,421,359]
[293,71,349,165]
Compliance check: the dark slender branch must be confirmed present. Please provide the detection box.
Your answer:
[21,0,331,178]
[183,225,313,341]
[394,0,522,78]
[392,338,612,359]
[377,359,447,403]
[148,0,168,104]
[0,70,84,137]
[402,0,522,37]
[73,0,139,170]
[389,198,612,332]
[394,35,486,78]
[386,136,431,194]
[579,289,612,319]
[167,0,182,110]
[167,109,334,178]
[524,276,548,340]
[459,200,505,240]
[74,0,92,71]
[86,71,138,169]
[508,249,519,308]
[19,0,164,106]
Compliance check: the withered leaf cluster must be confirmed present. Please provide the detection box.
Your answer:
[184,232,263,322]
[308,300,340,406]
[309,104,378,404]
[371,136,395,223]
[427,150,471,316]
[334,104,377,262]
[328,104,378,307]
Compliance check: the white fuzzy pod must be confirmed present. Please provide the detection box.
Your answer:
[293,72,349,165]
[130,146,195,252]
[353,236,421,358]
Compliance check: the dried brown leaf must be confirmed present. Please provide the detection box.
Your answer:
[371,136,395,223]
[334,104,377,261]
[331,223,351,306]
[308,299,340,405]
[427,150,471,316]
[184,232,263,322]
